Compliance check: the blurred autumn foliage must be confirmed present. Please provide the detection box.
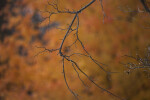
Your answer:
[0,0,150,100]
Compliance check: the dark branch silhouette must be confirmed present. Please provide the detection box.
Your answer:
[140,0,150,13]
[36,0,125,100]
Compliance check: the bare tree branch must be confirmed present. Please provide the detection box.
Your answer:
[140,0,150,13]
[62,58,79,100]
[36,0,125,100]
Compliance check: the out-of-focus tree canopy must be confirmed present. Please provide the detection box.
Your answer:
[0,0,150,100]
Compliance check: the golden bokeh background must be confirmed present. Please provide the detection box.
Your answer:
[0,0,150,100]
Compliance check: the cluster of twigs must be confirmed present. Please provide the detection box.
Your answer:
[122,47,150,78]
[36,0,125,100]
